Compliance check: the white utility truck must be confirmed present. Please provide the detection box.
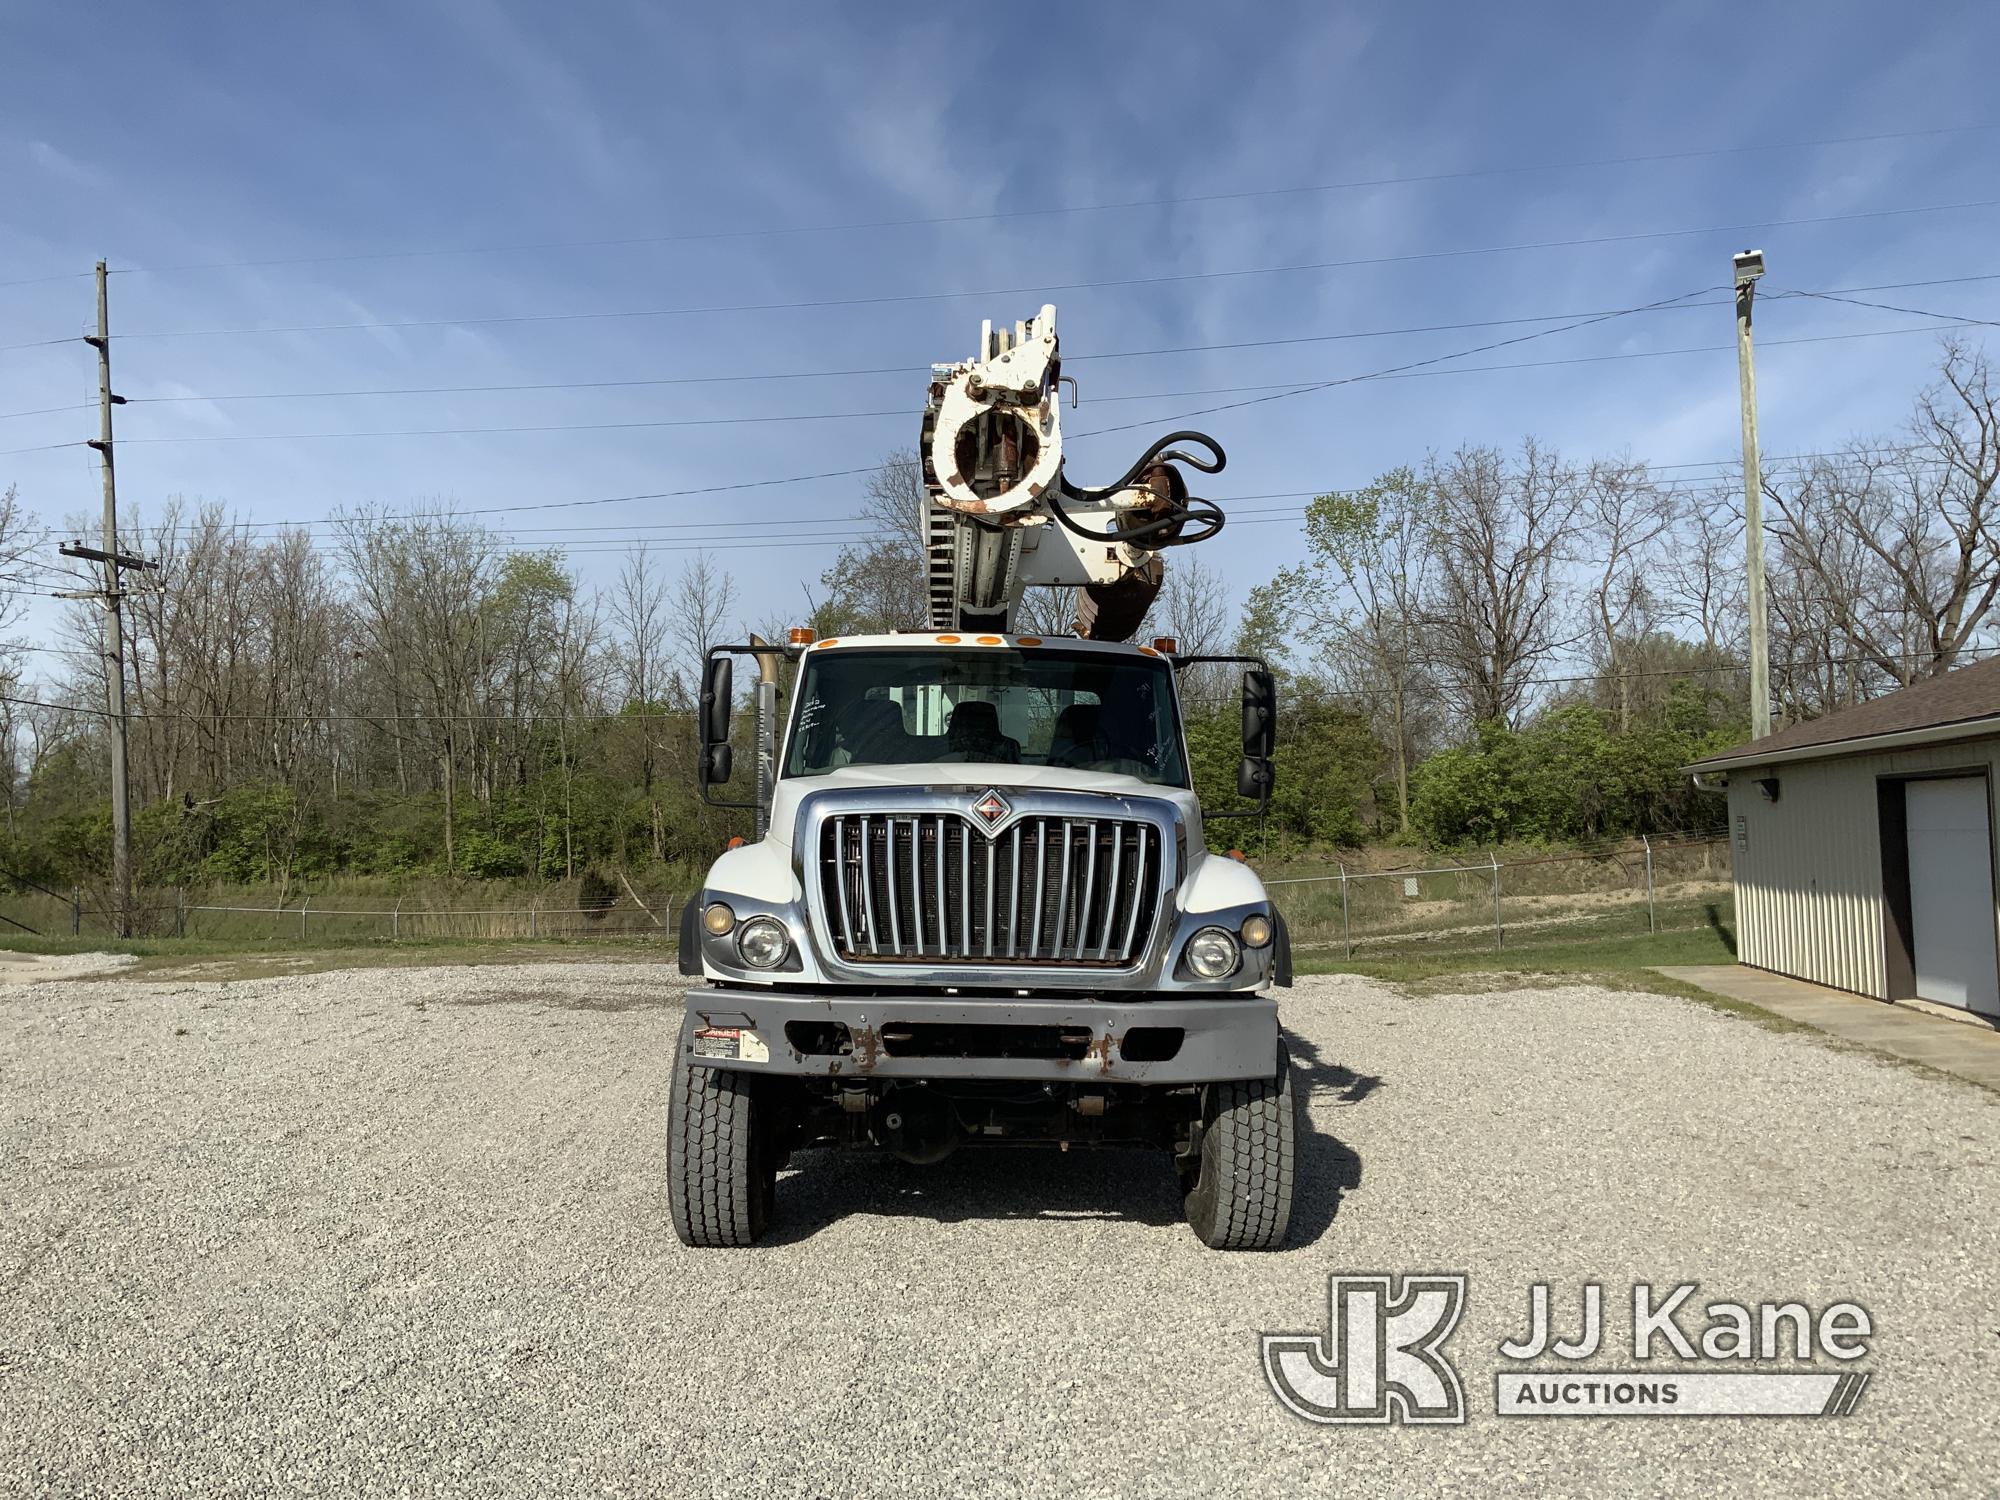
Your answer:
[670,307,1296,1248]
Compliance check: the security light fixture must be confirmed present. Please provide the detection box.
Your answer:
[1733,249,1766,287]
[1755,776,1781,803]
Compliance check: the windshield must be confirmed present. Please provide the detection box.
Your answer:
[783,647,1187,787]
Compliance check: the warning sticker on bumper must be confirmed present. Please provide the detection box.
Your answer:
[691,1027,739,1059]
[691,1027,769,1062]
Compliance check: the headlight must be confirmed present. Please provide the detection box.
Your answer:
[1185,925,1240,979]
[1240,913,1273,948]
[735,915,790,969]
[701,902,736,936]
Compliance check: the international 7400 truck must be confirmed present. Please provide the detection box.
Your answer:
[670,307,1298,1249]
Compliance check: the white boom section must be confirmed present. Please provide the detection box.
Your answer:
[920,305,1202,640]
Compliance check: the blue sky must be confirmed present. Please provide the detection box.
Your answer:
[4,0,1998,655]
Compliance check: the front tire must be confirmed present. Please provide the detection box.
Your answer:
[668,1054,777,1247]
[1183,1040,1296,1250]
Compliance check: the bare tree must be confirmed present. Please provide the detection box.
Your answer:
[255,529,346,790]
[1013,587,1076,637]
[1272,468,1435,832]
[1580,457,1672,729]
[1661,484,1747,656]
[0,485,41,832]
[1765,342,2000,697]
[338,510,498,871]
[818,450,931,632]
[1147,557,1232,714]
[666,552,738,703]
[611,545,672,858]
[1421,442,1583,727]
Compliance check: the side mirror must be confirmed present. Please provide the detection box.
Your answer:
[701,741,733,786]
[1238,755,1274,801]
[1241,668,1276,757]
[699,656,734,786]
[701,656,733,742]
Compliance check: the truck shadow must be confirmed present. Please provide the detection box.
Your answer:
[761,1030,1373,1248]
[1282,1031,1373,1249]
[765,1147,1187,1241]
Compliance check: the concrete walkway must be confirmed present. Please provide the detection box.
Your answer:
[1656,964,2000,1092]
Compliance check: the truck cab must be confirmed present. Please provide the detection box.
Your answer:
[668,631,1297,1249]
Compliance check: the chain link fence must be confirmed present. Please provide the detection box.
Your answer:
[3,834,1732,962]
[0,880,685,945]
[1265,830,1733,959]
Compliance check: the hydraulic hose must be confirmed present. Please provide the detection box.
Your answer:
[1061,430,1226,502]
[1051,428,1229,550]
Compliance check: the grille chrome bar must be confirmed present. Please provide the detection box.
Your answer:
[983,837,996,959]
[857,815,877,955]
[1007,826,1022,959]
[908,817,923,955]
[931,814,946,955]
[834,818,855,954]
[821,809,1164,967]
[884,817,902,955]
[1097,824,1123,960]
[1053,821,1075,960]
[1119,824,1148,960]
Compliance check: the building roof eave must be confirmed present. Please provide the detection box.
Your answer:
[1684,714,2000,775]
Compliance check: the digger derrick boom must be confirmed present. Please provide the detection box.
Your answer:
[919,305,1226,641]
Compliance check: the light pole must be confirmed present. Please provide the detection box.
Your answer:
[1733,248,1772,740]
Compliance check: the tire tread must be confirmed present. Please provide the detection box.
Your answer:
[668,1057,771,1247]
[1183,1040,1296,1250]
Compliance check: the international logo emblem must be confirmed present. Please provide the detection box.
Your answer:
[970,789,1011,829]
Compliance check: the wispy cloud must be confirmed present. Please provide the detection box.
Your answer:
[26,140,101,188]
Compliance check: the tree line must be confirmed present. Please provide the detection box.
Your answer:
[0,340,1993,891]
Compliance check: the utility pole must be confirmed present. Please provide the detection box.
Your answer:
[1733,248,1772,740]
[60,262,153,937]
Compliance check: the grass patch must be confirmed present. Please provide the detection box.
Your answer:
[0,934,671,984]
[1296,921,1819,1035]
[1296,924,1736,992]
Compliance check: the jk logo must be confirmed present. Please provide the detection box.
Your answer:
[1262,1274,1468,1425]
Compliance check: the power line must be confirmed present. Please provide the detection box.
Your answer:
[0,272,1974,422]
[8,288,1696,456]
[0,335,79,355]
[67,198,2000,345]
[14,440,1945,546]
[1297,318,1988,390]
[1774,286,2000,331]
[6,457,1937,559]
[1063,291,1812,440]
[22,312,1970,461]
[57,122,1998,280]
[0,400,95,422]
[0,285,1725,453]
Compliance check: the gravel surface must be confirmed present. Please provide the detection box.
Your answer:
[3,964,1997,1497]
[0,952,134,987]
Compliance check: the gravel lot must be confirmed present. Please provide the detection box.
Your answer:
[3,962,1997,1497]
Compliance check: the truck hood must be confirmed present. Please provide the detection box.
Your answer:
[764,763,1201,853]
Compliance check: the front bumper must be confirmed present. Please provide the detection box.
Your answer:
[679,987,1277,1085]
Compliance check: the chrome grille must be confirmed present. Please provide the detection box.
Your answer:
[819,813,1163,965]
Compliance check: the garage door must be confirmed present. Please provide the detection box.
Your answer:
[1907,776,2000,1017]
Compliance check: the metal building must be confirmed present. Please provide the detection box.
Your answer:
[1687,658,2000,1022]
